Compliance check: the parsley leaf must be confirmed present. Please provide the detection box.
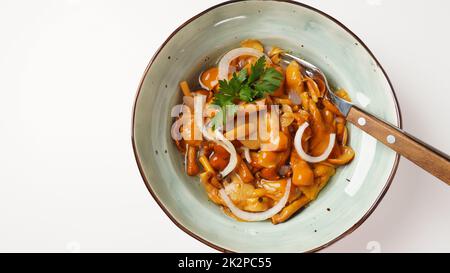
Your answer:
[239,85,254,102]
[236,68,248,83]
[210,56,283,125]
[247,56,266,84]
[213,79,239,107]
[254,67,283,96]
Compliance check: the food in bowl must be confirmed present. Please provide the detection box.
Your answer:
[170,39,355,224]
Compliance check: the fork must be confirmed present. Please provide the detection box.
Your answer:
[280,52,450,185]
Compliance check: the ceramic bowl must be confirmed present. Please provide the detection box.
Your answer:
[132,0,401,252]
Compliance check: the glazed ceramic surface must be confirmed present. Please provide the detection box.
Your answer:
[132,0,400,252]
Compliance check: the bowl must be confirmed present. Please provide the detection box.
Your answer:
[132,0,401,252]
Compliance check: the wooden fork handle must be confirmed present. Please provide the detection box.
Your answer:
[347,106,450,185]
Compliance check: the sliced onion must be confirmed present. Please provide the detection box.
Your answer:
[228,66,237,76]
[214,130,238,177]
[231,172,243,184]
[204,122,218,142]
[294,122,336,163]
[242,147,251,163]
[288,90,302,105]
[218,47,271,81]
[194,94,237,177]
[219,178,291,222]
[198,71,209,90]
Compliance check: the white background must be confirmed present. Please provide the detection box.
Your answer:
[0,0,449,253]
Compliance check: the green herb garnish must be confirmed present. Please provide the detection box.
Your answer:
[211,56,283,128]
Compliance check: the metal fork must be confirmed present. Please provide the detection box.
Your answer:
[280,52,450,185]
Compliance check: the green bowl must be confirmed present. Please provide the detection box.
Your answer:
[132,0,401,252]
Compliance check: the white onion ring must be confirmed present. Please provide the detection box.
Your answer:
[198,71,210,90]
[214,130,238,177]
[193,95,237,177]
[242,147,251,163]
[202,122,216,141]
[219,178,291,222]
[294,122,336,163]
[217,47,271,81]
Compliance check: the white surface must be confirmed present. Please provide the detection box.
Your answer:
[0,0,449,253]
